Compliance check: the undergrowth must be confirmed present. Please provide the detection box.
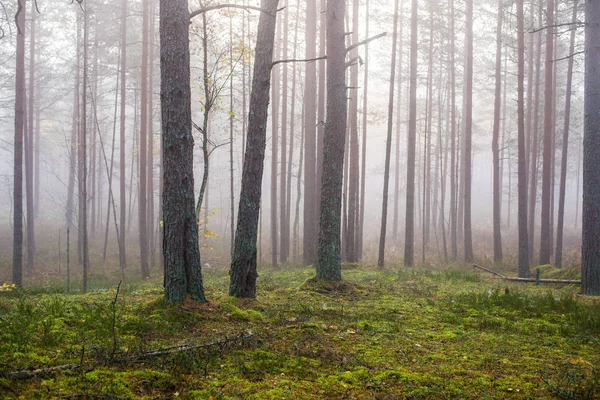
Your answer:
[0,265,598,399]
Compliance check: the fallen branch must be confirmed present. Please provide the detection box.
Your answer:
[7,363,81,380]
[473,264,581,285]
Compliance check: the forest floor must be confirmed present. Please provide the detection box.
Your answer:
[1,263,599,399]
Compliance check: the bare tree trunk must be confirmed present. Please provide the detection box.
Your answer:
[230,0,280,297]
[358,0,370,259]
[392,2,403,242]
[575,138,581,229]
[463,0,474,263]
[81,4,90,291]
[13,0,27,287]
[539,0,555,265]
[119,0,127,273]
[270,15,281,267]
[449,0,457,260]
[378,0,400,267]
[160,0,206,303]
[279,1,289,263]
[404,0,418,267]
[582,0,600,295]
[147,0,156,269]
[317,0,346,280]
[26,0,36,271]
[555,0,578,268]
[303,0,318,266]
[517,0,530,277]
[492,0,503,262]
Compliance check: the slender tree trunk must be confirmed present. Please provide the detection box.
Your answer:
[270,15,281,267]
[147,0,156,269]
[392,2,403,242]
[492,0,503,262]
[555,0,578,268]
[279,1,289,263]
[81,4,90,292]
[26,0,36,271]
[449,0,457,260]
[378,0,400,267]
[575,138,582,229]
[13,0,27,287]
[463,0,474,262]
[303,0,318,266]
[517,0,530,277]
[582,0,600,295]
[119,0,127,274]
[160,0,206,303]
[358,0,370,259]
[230,0,280,297]
[539,0,555,265]
[404,0,418,267]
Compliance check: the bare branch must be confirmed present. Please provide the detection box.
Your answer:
[345,32,387,54]
[553,50,584,63]
[529,21,584,34]
[190,4,284,20]
[272,55,326,67]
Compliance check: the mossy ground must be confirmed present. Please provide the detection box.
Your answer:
[1,264,599,399]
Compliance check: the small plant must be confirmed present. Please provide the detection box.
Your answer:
[0,283,16,292]
[542,360,600,400]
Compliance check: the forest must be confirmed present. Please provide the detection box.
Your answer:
[1,0,600,398]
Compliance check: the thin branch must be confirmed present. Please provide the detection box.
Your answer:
[345,32,387,54]
[553,50,584,63]
[345,55,363,68]
[190,4,284,20]
[529,21,584,34]
[272,56,326,67]
[14,0,22,35]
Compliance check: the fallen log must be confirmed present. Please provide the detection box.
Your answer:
[472,264,581,285]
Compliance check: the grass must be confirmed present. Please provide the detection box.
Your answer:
[0,264,599,399]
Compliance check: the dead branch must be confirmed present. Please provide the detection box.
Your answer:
[190,4,284,20]
[272,56,326,67]
[346,32,387,54]
[7,363,82,380]
[529,21,584,34]
[473,264,581,284]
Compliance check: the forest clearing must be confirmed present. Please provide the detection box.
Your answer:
[1,262,599,399]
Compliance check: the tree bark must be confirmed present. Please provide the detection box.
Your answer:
[449,0,457,260]
[230,0,279,297]
[160,0,206,303]
[316,0,346,281]
[539,0,555,265]
[119,0,127,274]
[463,0,473,263]
[555,0,578,268]
[139,0,150,279]
[378,0,400,267]
[279,0,289,263]
[404,0,418,267]
[517,0,530,277]
[26,0,35,271]
[582,0,600,295]
[492,0,503,262]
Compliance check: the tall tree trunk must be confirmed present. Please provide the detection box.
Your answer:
[404,0,418,267]
[13,0,26,287]
[270,15,281,267]
[26,0,36,271]
[317,0,346,281]
[358,0,370,259]
[119,0,127,274]
[279,1,289,263]
[539,0,555,265]
[230,0,280,297]
[463,0,473,262]
[303,0,318,266]
[528,2,542,261]
[160,0,206,303]
[555,0,578,268]
[139,0,150,279]
[147,0,156,269]
[492,0,503,262]
[517,0,530,277]
[582,0,600,295]
[449,0,457,260]
[377,0,400,267]
[81,4,90,292]
[392,2,403,242]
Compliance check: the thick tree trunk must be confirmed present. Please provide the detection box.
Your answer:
[230,0,279,297]
[148,0,156,269]
[582,0,600,295]
[555,0,578,268]
[316,0,346,281]
[539,0,555,265]
[404,0,418,267]
[160,0,206,303]
[378,0,400,267]
[517,0,530,277]
[492,0,503,263]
